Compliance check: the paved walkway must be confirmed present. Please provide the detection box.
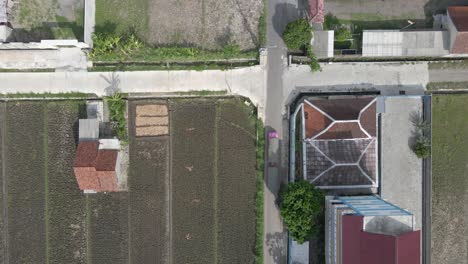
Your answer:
[0,66,266,114]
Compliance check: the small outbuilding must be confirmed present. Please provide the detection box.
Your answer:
[447,6,468,54]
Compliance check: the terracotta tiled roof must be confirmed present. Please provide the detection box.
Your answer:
[97,171,119,192]
[94,150,118,171]
[303,97,377,187]
[451,32,468,54]
[316,122,368,140]
[73,141,119,192]
[74,141,99,167]
[448,6,468,32]
[304,103,333,138]
[311,98,373,120]
[360,102,377,137]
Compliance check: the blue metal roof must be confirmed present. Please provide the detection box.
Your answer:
[338,196,412,216]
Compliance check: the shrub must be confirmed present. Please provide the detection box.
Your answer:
[306,45,321,72]
[324,13,341,30]
[279,181,324,244]
[91,33,143,58]
[335,27,352,42]
[106,92,127,140]
[283,19,312,51]
[412,138,431,159]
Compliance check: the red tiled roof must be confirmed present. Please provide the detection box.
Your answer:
[342,215,421,264]
[94,150,118,171]
[311,98,374,120]
[74,167,100,190]
[451,32,468,54]
[73,141,119,192]
[74,141,99,167]
[448,6,468,32]
[97,171,119,192]
[360,101,377,137]
[304,103,333,138]
[316,122,368,140]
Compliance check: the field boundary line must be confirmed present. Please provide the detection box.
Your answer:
[43,103,50,264]
[168,100,173,264]
[85,195,91,264]
[1,102,8,264]
[213,103,220,263]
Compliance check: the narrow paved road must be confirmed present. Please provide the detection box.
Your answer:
[263,0,306,263]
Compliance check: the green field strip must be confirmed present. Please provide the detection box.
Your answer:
[213,103,220,264]
[128,100,170,263]
[5,102,47,263]
[171,100,216,263]
[86,195,91,264]
[0,102,6,263]
[43,102,50,264]
[88,193,129,264]
[216,99,257,263]
[45,102,87,264]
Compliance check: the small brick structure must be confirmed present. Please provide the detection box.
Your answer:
[73,117,124,193]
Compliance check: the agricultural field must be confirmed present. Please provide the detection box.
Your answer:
[431,94,468,264]
[95,0,263,50]
[7,0,84,42]
[0,97,258,263]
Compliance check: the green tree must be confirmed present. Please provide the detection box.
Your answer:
[279,181,324,244]
[283,19,312,51]
[412,138,431,159]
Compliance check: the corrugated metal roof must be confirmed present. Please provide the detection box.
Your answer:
[79,119,99,141]
[339,196,411,216]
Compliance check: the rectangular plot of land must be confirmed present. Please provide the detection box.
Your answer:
[46,102,87,264]
[135,104,169,137]
[135,116,169,126]
[88,193,129,264]
[217,102,257,263]
[6,102,46,263]
[136,104,168,117]
[0,102,5,262]
[171,101,216,263]
[128,138,170,263]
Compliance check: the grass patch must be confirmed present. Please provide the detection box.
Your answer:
[88,61,256,72]
[428,60,468,70]
[0,92,94,99]
[172,90,228,96]
[93,45,258,62]
[255,117,265,264]
[0,68,55,72]
[105,93,128,141]
[426,82,468,91]
[95,0,149,39]
[431,94,468,264]
[258,0,267,47]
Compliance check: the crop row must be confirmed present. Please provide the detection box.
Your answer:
[216,101,257,263]
[6,102,47,263]
[88,193,129,264]
[170,100,217,263]
[46,102,87,263]
[0,102,5,262]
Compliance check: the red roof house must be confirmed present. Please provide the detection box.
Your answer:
[73,141,120,192]
[342,215,421,264]
[447,6,468,54]
[302,97,377,188]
